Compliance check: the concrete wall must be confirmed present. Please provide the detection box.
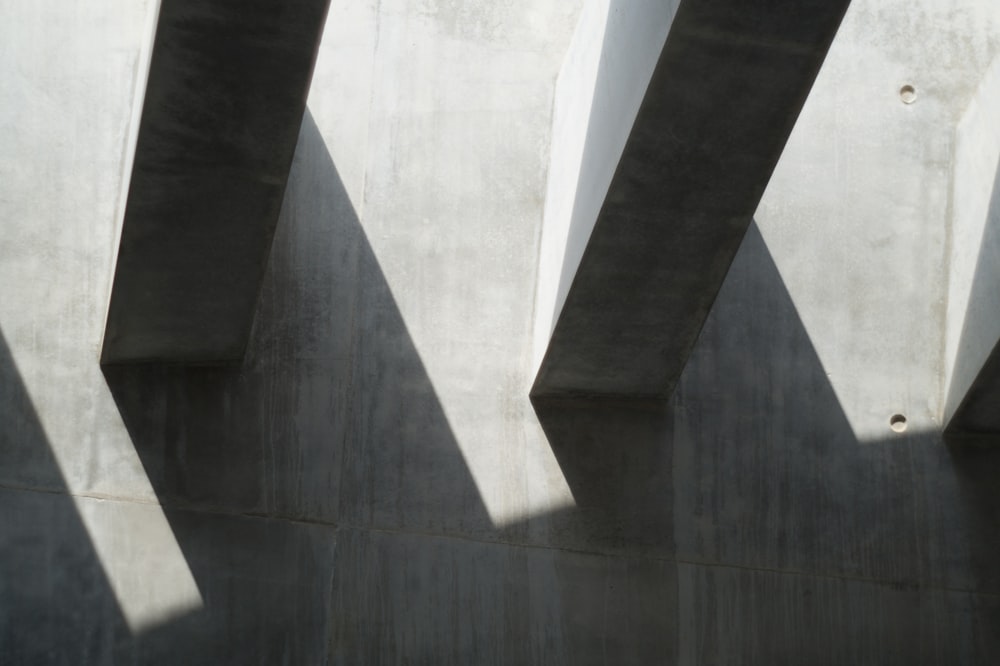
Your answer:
[1,0,1000,664]
[755,0,1000,441]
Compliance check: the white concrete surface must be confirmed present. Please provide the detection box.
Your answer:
[3,0,1000,662]
[0,0,201,633]
[755,0,1000,440]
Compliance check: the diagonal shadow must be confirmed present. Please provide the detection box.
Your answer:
[682,221,1000,593]
[946,150,1000,442]
[937,150,1000,589]
[0,332,132,663]
[96,107,693,664]
[98,109,499,662]
[102,110,495,532]
[671,222,919,580]
[4,105,998,664]
[529,397,675,555]
[99,107,1000,661]
[538,219,1000,598]
[534,216,1000,663]
[702,223,1000,593]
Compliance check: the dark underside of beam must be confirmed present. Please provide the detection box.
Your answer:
[945,341,1000,445]
[532,0,851,399]
[101,0,330,365]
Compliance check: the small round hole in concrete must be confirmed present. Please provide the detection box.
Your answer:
[899,85,917,104]
[889,414,907,433]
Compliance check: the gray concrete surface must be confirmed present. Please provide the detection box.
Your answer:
[944,53,1000,441]
[531,0,677,384]
[754,0,1000,441]
[531,0,849,398]
[102,0,330,364]
[2,0,1000,663]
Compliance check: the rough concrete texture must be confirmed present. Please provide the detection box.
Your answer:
[755,0,1000,442]
[532,0,849,399]
[102,0,330,364]
[1,1,1000,665]
[944,53,1000,439]
[531,0,677,379]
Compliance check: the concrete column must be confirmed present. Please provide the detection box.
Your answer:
[531,0,850,399]
[101,0,330,364]
[944,56,1000,443]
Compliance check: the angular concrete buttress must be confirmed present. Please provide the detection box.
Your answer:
[943,55,1000,444]
[531,0,850,399]
[101,0,330,364]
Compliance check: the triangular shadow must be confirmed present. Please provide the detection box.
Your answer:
[680,220,1000,591]
[537,219,1000,596]
[0,332,132,661]
[96,108,526,661]
[5,104,998,662]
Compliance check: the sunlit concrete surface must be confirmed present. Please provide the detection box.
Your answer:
[3,0,1000,663]
[943,52,1000,440]
[347,2,581,528]
[0,330,203,633]
[0,0,202,637]
[74,496,204,632]
[755,0,1000,441]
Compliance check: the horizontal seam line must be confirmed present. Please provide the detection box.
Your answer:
[2,482,995,599]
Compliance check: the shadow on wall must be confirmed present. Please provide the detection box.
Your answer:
[5,108,1000,662]
[103,109,495,534]
[0,333,131,664]
[537,220,1000,661]
[98,110,680,663]
[99,109,491,663]
[946,154,1000,440]
[531,396,675,554]
[675,222,1000,604]
[0,103,679,664]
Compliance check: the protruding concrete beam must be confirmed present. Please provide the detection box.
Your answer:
[531,0,849,399]
[101,0,330,364]
[943,56,1000,444]
[946,345,1000,443]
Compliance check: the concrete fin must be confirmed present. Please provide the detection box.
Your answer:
[101,0,331,364]
[944,54,1000,443]
[532,0,851,399]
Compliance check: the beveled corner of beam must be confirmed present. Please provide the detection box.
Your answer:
[101,0,330,365]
